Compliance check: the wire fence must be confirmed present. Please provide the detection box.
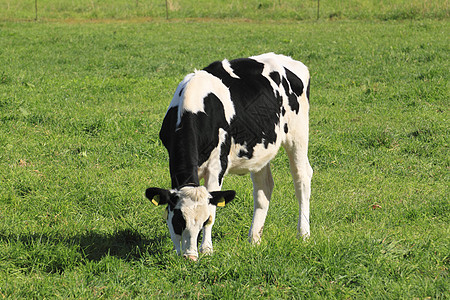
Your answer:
[1,0,448,21]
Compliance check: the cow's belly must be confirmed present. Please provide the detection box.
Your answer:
[227,140,281,175]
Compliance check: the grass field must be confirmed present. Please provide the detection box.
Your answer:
[1,0,448,21]
[0,4,449,298]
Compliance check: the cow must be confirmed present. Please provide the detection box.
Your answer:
[146,53,312,261]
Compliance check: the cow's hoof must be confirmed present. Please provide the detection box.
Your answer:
[199,247,213,255]
[184,255,198,261]
[297,231,310,241]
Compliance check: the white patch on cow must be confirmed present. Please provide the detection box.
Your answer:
[255,53,284,78]
[228,123,284,175]
[227,141,279,174]
[176,186,212,258]
[176,70,236,125]
[252,52,310,97]
[168,73,195,110]
[222,59,240,79]
[198,128,228,188]
[178,185,210,205]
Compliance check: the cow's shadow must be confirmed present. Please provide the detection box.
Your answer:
[72,228,168,261]
[0,228,168,264]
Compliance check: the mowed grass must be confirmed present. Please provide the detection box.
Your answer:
[0,19,449,298]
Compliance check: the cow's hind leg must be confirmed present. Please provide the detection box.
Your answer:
[285,143,313,239]
[249,164,274,244]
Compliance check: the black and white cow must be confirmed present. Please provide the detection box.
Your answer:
[146,53,312,260]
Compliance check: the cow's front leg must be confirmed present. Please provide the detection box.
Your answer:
[199,205,216,254]
[200,149,228,255]
[249,164,274,244]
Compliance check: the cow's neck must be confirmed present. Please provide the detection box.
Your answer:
[169,164,200,189]
[160,107,201,189]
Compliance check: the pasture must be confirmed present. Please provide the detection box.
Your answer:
[0,7,449,299]
[1,0,447,21]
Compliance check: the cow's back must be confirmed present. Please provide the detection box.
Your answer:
[160,53,310,186]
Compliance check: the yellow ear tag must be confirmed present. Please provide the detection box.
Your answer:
[217,198,226,207]
[151,195,160,206]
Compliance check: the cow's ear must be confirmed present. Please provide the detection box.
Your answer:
[209,190,236,207]
[145,188,171,206]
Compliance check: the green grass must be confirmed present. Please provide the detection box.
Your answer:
[0,16,449,299]
[1,0,448,21]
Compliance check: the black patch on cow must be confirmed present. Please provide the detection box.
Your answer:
[281,75,299,113]
[198,93,230,166]
[237,149,248,158]
[204,58,281,160]
[179,87,184,97]
[284,124,288,134]
[218,133,231,184]
[288,94,299,114]
[160,107,200,188]
[281,107,286,116]
[269,71,281,86]
[229,58,265,79]
[160,93,229,188]
[306,78,310,103]
[166,193,180,211]
[281,68,305,114]
[171,208,186,235]
[285,68,304,97]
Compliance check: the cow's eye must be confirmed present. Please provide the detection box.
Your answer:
[171,209,186,235]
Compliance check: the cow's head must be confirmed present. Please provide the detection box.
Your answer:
[145,186,235,260]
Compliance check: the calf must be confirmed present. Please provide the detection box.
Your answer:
[146,53,312,260]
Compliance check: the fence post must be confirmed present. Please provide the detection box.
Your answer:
[165,0,169,20]
[317,0,320,20]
